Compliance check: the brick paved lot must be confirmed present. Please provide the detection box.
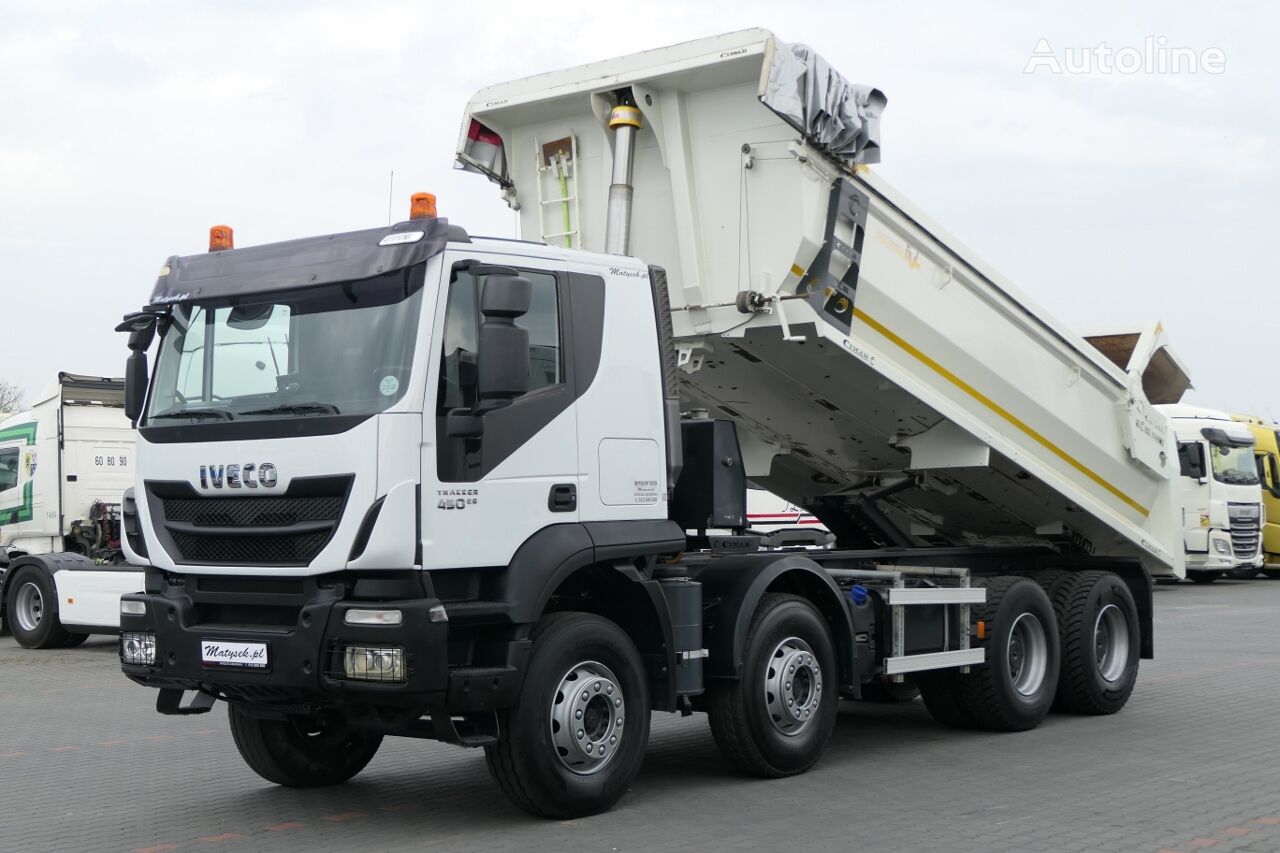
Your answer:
[2,577,1280,853]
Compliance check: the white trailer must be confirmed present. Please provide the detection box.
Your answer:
[0,373,143,647]
[115,29,1183,818]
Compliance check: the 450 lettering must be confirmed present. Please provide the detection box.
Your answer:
[437,497,478,510]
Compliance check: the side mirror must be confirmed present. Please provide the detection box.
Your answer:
[125,350,148,423]
[476,274,532,405]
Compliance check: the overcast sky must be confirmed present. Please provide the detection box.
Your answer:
[2,2,1276,416]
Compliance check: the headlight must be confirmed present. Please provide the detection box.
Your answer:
[120,632,157,666]
[1213,539,1232,555]
[342,646,406,682]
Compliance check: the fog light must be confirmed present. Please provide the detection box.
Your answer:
[1214,539,1231,555]
[121,599,146,616]
[343,646,406,682]
[344,608,403,626]
[120,632,157,666]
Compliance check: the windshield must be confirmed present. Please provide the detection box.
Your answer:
[145,265,425,424]
[1210,442,1259,486]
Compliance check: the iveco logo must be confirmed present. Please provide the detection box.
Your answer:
[199,463,278,490]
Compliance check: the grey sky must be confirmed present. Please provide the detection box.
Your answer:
[2,2,1275,415]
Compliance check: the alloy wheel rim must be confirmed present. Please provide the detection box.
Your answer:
[548,660,624,775]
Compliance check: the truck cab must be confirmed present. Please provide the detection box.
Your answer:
[1157,404,1264,582]
[1231,414,1280,578]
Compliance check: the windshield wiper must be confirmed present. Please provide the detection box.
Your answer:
[150,408,234,421]
[240,402,341,417]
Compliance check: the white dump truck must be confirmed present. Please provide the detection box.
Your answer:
[0,373,143,647]
[116,29,1183,818]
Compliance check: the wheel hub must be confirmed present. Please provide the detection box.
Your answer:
[763,636,822,736]
[549,661,624,775]
[1093,603,1130,684]
[1006,613,1048,698]
[14,581,44,633]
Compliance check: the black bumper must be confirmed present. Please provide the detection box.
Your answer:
[119,572,527,714]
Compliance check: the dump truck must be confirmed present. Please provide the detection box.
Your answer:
[116,29,1184,818]
[0,373,143,646]
[1231,413,1280,577]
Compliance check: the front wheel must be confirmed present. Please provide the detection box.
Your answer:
[228,706,383,787]
[485,612,650,818]
[707,593,838,777]
[5,568,69,649]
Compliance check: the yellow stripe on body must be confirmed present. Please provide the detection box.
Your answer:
[851,307,1150,518]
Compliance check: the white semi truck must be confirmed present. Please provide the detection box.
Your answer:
[116,30,1184,818]
[1158,404,1264,582]
[0,373,143,646]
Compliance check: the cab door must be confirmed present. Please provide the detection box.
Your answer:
[420,252,583,570]
[1257,446,1280,562]
[1176,440,1211,553]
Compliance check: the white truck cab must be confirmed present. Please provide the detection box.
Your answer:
[1157,403,1263,581]
[0,373,143,646]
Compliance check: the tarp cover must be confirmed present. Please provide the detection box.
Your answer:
[764,40,886,165]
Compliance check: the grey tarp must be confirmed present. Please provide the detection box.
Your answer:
[763,40,887,165]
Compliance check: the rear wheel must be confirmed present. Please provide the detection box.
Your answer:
[5,568,69,649]
[228,706,382,787]
[1051,572,1140,714]
[708,593,838,777]
[484,612,650,818]
[955,577,1060,732]
[1188,571,1222,584]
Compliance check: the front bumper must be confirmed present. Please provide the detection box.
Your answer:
[119,572,526,715]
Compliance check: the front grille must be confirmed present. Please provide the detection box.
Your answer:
[1228,502,1260,560]
[172,529,333,565]
[146,476,352,567]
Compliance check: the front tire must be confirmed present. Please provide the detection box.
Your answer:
[228,706,383,787]
[5,568,69,649]
[485,612,650,818]
[707,593,838,777]
[1051,572,1140,715]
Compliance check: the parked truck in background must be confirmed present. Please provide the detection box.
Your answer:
[0,373,143,646]
[1156,405,1263,582]
[1231,413,1280,578]
[116,30,1184,818]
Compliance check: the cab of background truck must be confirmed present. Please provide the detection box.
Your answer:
[114,202,672,580]
[1156,403,1263,577]
[1231,414,1280,573]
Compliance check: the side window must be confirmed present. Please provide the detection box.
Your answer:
[0,447,19,492]
[436,266,562,415]
[174,306,208,402]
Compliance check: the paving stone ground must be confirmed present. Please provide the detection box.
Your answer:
[2,577,1280,853]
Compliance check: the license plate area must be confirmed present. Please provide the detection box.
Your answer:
[201,639,270,670]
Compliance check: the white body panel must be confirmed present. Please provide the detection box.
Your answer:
[461,29,1185,577]
[54,569,142,628]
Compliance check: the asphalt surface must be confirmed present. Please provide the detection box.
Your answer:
[2,577,1280,853]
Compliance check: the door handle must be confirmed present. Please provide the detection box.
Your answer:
[549,483,577,512]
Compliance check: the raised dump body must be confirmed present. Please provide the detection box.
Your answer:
[459,28,1184,577]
